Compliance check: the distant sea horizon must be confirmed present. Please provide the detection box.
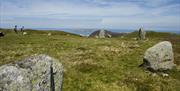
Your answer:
[32,28,180,36]
[1,27,179,36]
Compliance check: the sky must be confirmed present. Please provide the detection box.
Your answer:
[0,0,180,31]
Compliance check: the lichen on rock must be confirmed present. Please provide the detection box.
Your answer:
[0,54,63,91]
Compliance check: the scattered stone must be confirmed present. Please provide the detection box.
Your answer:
[151,73,157,77]
[107,33,112,38]
[138,28,146,40]
[0,54,64,91]
[0,32,5,37]
[23,32,27,35]
[132,37,137,40]
[48,33,52,36]
[129,44,140,49]
[121,42,126,48]
[140,41,176,71]
[162,73,169,77]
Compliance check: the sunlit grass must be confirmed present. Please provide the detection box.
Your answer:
[0,28,180,91]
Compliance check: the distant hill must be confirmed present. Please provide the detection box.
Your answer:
[89,29,127,38]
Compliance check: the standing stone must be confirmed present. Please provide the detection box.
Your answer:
[141,41,176,71]
[89,29,120,38]
[138,28,146,40]
[99,29,105,38]
[0,54,64,91]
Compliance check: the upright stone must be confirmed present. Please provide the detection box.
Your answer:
[0,54,64,91]
[138,28,146,40]
[141,41,176,71]
[99,29,105,38]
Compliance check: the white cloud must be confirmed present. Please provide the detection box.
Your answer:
[0,0,180,30]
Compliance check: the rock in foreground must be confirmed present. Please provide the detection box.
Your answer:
[141,41,176,71]
[0,54,63,91]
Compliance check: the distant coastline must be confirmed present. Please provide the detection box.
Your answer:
[1,27,179,36]
[32,28,180,36]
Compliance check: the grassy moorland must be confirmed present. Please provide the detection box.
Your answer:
[0,28,180,91]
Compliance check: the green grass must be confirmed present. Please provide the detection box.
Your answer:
[0,28,180,91]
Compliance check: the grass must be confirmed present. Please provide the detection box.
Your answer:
[0,28,180,91]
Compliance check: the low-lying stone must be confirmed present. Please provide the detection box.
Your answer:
[0,32,5,37]
[140,41,176,71]
[23,32,27,35]
[0,54,63,91]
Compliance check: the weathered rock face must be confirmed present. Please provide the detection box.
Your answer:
[142,41,176,71]
[99,29,106,38]
[0,54,63,91]
[138,28,146,40]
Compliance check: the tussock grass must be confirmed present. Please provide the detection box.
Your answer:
[0,28,180,91]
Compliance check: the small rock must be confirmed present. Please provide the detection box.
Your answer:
[151,73,157,77]
[132,37,137,40]
[23,32,27,35]
[129,44,140,49]
[162,73,169,77]
[121,42,126,48]
[48,33,51,36]
[0,32,5,37]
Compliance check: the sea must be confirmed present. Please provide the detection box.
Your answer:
[33,28,180,36]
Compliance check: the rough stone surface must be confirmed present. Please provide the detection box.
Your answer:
[142,41,176,71]
[138,28,146,40]
[0,54,63,91]
[99,29,105,38]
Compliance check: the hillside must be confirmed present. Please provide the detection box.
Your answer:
[0,28,180,91]
[89,29,126,38]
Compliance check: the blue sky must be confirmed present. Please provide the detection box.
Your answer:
[0,0,180,30]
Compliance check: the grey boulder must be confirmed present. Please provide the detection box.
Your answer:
[0,54,63,91]
[141,41,176,71]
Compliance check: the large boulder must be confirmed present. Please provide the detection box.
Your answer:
[141,41,176,71]
[0,54,63,91]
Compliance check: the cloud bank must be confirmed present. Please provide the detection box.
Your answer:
[0,0,180,30]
